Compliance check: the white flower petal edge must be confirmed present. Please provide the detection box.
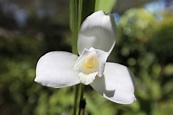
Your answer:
[78,10,116,55]
[95,49,109,77]
[79,72,98,85]
[90,62,136,104]
[35,51,80,88]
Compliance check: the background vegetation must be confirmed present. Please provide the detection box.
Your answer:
[0,0,173,115]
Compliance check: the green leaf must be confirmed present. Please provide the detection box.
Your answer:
[95,0,116,13]
[69,0,79,54]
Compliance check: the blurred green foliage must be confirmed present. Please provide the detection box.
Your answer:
[150,15,173,61]
[119,8,155,43]
[0,6,173,115]
[114,8,173,115]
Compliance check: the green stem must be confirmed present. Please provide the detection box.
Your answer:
[78,84,85,115]
[74,84,80,115]
[78,0,83,30]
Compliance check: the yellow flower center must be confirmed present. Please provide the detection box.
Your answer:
[83,54,99,70]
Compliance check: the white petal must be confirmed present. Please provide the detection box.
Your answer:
[78,11,116,55]
[35,51,80,88]
[90,63,136,104]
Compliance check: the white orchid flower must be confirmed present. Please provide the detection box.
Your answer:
[35,11,136,104]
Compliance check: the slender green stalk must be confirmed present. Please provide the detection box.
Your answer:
[78,0,83,30]
[78,84,85,115]
[74,84,80,115]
